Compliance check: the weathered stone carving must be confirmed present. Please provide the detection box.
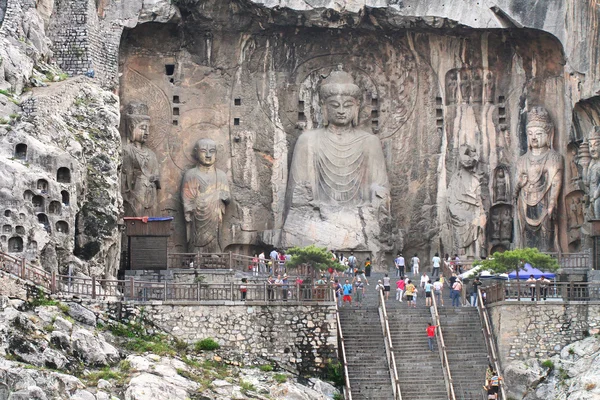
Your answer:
[122,102,161,217]
[446,70,458,105]
[484,71,495,103]
[181,138,230,253]
[584,127,600,219]
[493,167,509,203]
[447,144,486,259]
[281,69,390,260]
[500,208,513,241]
[459,69,471,104]
[514,107,564,251]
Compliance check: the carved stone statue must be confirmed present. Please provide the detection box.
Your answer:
[459,69,471,104]
[585,127,600,219]
[181,138,230,253]
[447,144,486,259]
[494,168,508,203]
[500,208,513,241]
[471,70,483,103]
[514,107,563,251]
[281,69,390,260]
[446,70,458,105]
[122,102,161,217]
[490,212,501,240]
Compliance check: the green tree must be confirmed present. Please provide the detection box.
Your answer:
[474,247,559,279]
[285,245,344,271]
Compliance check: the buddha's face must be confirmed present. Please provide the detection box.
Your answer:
[196,142,217,166]
[527,126,550,150]
[325,95,358,127]
[459,147,478,170]
[131,121,150,143]
[590,139,600,160]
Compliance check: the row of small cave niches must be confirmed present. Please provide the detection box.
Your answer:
[2,236,39,254]
[14,144,72,183]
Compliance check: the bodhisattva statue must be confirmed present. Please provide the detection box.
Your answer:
[585,126,600,219]
[181,138,230,253]
[122,102,160,217]
[447,144,486,259]
[514,107,563,251]
[282,70,390,258]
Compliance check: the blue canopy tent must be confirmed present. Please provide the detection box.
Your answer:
[508,263,556,280]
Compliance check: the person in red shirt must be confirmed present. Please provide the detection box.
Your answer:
[427,323,439,352]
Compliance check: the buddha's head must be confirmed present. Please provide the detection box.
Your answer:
[125,102,151,144]
[193,138,217,167]
[526,107,554,151]
[588,126,600,160]
[459,144,478,170]
[319,70,361,127]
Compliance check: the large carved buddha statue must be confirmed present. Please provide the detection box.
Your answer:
[514,107,563,251]
[181,138,230,253]
[121,102,161,217]
[282,70,390,258]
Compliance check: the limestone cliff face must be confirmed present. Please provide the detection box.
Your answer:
[2,0,600,273]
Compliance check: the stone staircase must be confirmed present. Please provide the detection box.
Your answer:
[339,306,395,399]
[438,307,489,400]
[387,304,449,400]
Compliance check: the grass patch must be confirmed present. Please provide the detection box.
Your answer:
[568,347,575,355]
[240,379,256,394]
[119,360,131,372]
[29,289,58,307]
[124,337,176,356]
[541,360,554,370]
[259,364,274,372]
[43,324,54,333]
[194,338,220,352]
[84,366,124,386]
[58,303,70,313]
[273,373,287,384]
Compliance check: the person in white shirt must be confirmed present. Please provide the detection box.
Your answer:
[411,253,420,276]
[394,253,405,277]
[433,278,444,306]
[431,252,441,278]
[420,272,429,289]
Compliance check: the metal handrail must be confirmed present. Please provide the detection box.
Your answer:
[431,289,456,400]
[335,293,353,400]
[485,281,600,303]
[377,289,403,400]
[477,289,507,400]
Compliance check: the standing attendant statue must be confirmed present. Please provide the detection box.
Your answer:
[121,102,161,217]
[181,138,230,253]
[514,107,563,251]
[585,127,600,219]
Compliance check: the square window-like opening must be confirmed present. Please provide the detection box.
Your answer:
[298,112,306,122]
[173,95,180,104]
[173,107,180,116]
[172,120,178,126]
[165,64,175,76]
[234,98,241,106]
[234,118,240,126]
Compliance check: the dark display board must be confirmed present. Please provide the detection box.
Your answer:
[129,236,168,270]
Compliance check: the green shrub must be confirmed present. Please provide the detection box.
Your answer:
[194,338,220,351]
[29,289,58,307]
[568,347,575,355]
[259,364,274,372]
[541,360,554,370]
[85,366,122,386]
[273,373,287,384]
[58,303,70,313]
[43,324,54,333]
[324,359,345,387]
[240,379,256,394]
[119,360,131,372]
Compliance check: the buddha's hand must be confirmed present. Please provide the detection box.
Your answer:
[184,212,192,222]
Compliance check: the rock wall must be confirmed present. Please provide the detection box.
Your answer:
[488,302,600,367]
[137,302,338,375]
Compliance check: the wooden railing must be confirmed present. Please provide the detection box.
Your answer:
[0,251,334,304]
[431,289,456,400]
[378,289,403,400]
[335,296,353,400]
[484,281,600,304]
[477,289,507,400]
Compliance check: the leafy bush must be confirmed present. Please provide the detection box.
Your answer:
[541,360,554,370]
[259,364,274,372]
[324,359,345,387]
[194,338,220,351]
[273,373,287,384]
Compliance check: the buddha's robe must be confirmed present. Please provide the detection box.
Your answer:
[122,144,160,217]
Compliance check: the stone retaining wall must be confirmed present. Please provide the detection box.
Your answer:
[73,298,338,375]
[488,302,600,366]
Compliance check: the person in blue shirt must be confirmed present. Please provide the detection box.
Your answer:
[425,279,433,307]
[342,279,353,306]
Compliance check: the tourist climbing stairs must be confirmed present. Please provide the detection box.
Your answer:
[387,295,449,400]
[438,307,489,400]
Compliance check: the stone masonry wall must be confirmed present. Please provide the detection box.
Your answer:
[62,298,338,375]
[488,302,600,367]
